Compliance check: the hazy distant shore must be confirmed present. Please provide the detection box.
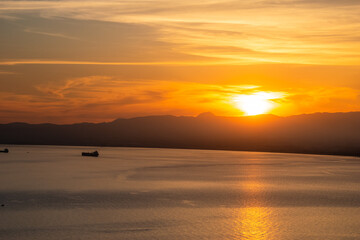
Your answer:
[1,112,359,157]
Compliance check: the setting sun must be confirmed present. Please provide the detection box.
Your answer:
[233,92,280,116]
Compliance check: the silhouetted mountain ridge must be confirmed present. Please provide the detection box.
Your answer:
[0,112,359,156]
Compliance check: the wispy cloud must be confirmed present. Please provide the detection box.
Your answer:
[1,1,360,122]
[1,73,358,123]
[0,60,230,66]
[0,70,15,74]
[281,87,360,116]
[1,0,360,65]
[24,28,80,40]
[0,76,271,123]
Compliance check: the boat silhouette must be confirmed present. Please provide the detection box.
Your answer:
[0,148,9,153]
[81,151,99,157]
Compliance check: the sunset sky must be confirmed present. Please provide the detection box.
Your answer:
[1,0,360,123]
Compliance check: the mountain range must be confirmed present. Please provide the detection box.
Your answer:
[0,112,359,156]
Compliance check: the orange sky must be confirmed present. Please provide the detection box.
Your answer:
[0,0,360,123]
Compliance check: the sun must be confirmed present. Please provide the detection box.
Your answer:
[233,92,278,116]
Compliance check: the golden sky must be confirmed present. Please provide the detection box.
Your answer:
[0,0,360,123]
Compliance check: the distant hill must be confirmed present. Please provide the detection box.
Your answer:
[0,112,359,156]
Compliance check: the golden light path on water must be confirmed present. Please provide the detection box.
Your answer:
[232,164,276,240]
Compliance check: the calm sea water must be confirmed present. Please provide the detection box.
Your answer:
[0,145,359,240]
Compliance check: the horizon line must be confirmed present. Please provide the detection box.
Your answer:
[1,111,359,125]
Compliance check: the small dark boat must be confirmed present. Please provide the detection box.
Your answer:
[82,151,99,157]
[0,148,9,153]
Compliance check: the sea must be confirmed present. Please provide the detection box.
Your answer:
[0,145,359,240]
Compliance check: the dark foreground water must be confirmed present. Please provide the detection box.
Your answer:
[0,145,359,240]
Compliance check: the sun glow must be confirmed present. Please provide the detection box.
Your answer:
[233,92,280,116]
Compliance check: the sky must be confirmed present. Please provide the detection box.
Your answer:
[1,0,360,123]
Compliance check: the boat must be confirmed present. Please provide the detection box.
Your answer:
[81,151,99,157]
[0,148,9,153]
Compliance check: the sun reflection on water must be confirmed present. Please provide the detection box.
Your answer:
[232,166,276,240]
[233,206,273,240]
